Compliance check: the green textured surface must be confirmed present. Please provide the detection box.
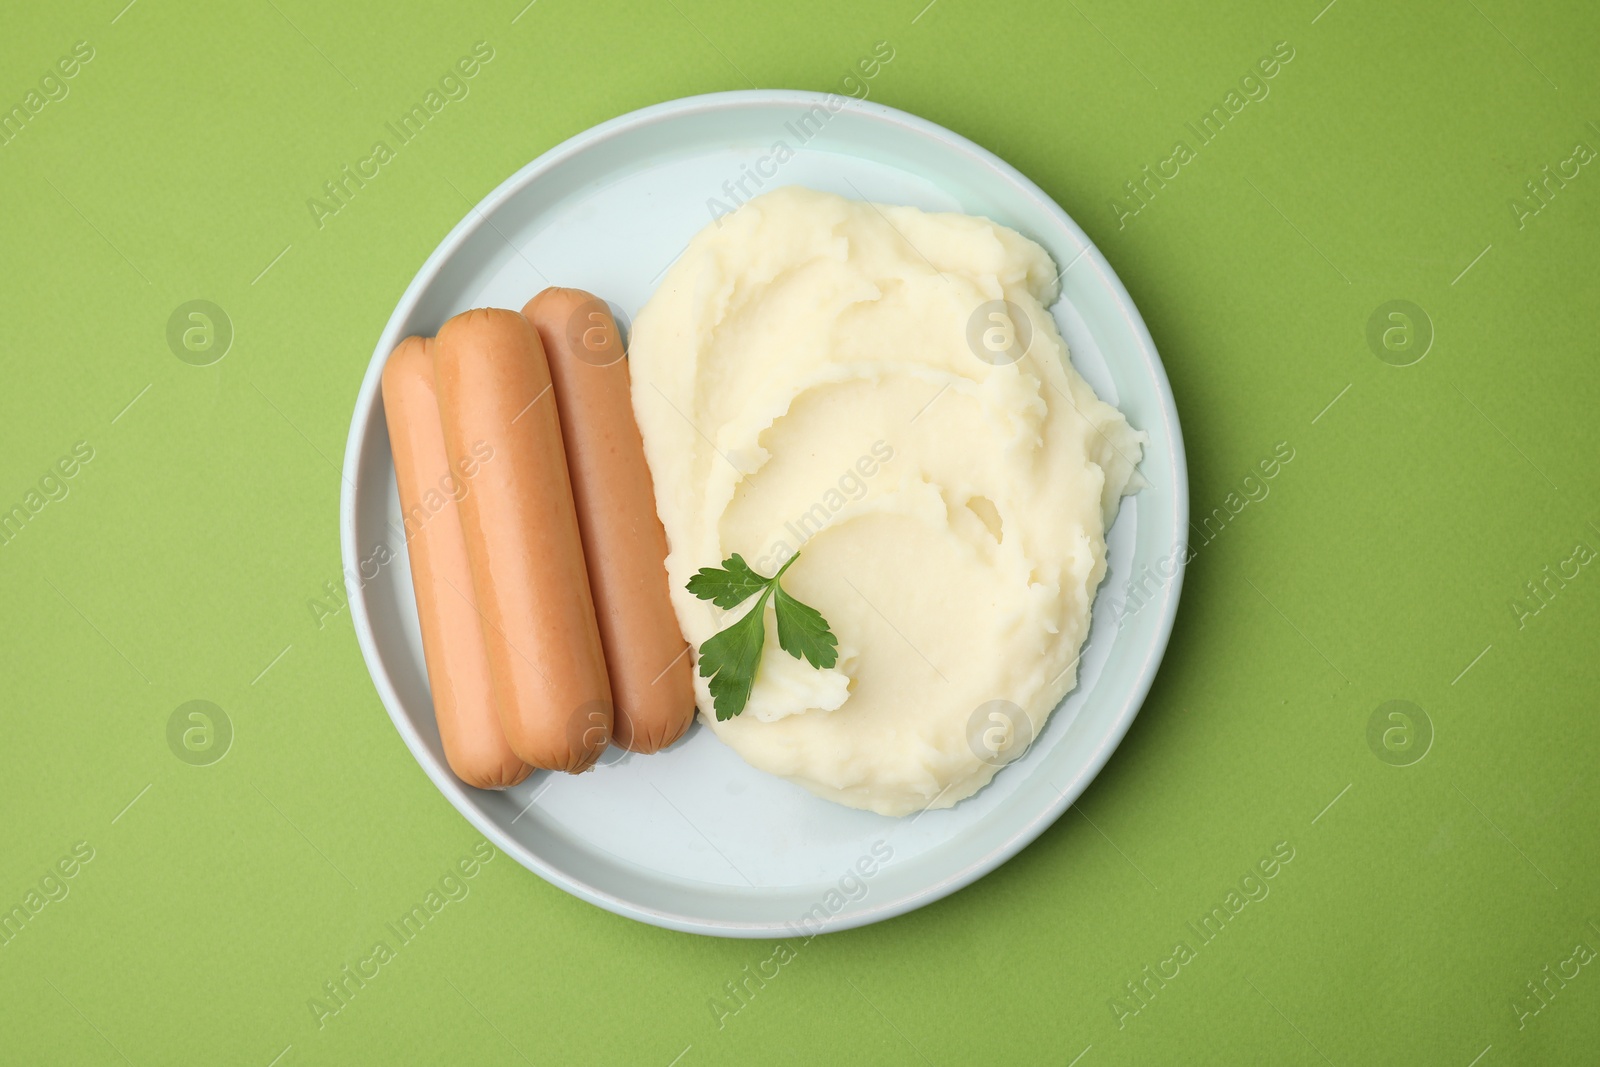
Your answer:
[3,0,1598,1063]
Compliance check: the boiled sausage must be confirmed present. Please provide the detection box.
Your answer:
[381,336,530,789]
[434,309,612,772]
[523,289,695,753]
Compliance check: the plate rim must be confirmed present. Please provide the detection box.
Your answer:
[339,88,1188,937]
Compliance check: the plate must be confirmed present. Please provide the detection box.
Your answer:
[339,90,1187,937]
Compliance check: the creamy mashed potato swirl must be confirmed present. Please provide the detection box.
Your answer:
[629,186,1142,816]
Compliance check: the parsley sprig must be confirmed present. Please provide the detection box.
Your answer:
[686,553,839,721]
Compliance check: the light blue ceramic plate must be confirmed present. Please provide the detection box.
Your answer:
[340,90,1187,937]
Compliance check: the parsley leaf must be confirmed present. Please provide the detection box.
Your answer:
[687,553,839,720]
[697,589,772,722]
[773,585,839,670]
[686,553,770,609]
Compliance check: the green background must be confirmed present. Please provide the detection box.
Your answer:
[2,0,1597,1063]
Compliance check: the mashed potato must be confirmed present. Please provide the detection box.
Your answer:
[629,186,1142,816]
